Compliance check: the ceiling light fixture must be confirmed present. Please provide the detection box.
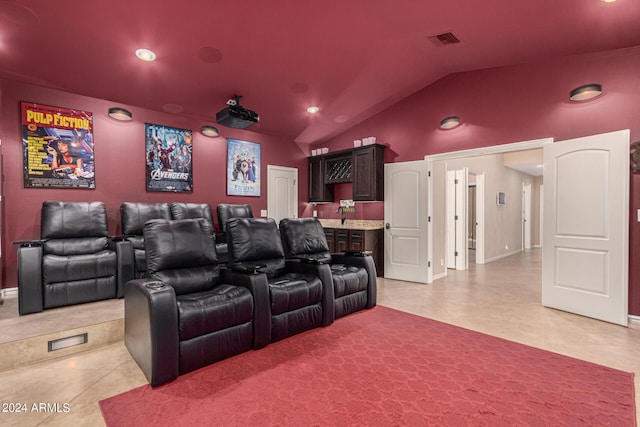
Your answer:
[108,107,132,121]
[306,106,320,114]
[201,125,219,137]
[569,84,602,101]
[440,116,461,130]
[135,48,157,62]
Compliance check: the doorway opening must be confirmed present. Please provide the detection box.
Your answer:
[426,137,551,283]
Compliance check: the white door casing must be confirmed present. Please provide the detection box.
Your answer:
[446,170,456,269]
[523,182,532,250]
[267,165,298,224]
[474,173,485,264]
[542,130,629,326]
[446,168,467,270]
[384,160,429,283]
[456,169,467,270]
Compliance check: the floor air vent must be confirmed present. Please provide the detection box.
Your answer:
[48,333,88,351]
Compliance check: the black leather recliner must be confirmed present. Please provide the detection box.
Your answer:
[170,203,215,228]
[124,218,269,387]
[215,203,254,244]
[171,202,228,263]
[226,217,334,343]
[17,201,134,315]
[120,202,172,278]
[279,217,377,320]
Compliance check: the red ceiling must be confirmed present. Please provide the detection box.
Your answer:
[1,0,639,143]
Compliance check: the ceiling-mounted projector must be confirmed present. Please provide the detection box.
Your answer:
[216,94,259,129]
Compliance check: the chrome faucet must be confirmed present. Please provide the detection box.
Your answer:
[336,206,347,225]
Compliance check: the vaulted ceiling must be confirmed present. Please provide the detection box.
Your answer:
[1,0,639,143]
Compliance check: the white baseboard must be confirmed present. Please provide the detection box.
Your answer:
[484,248,522,264]
[1,287,18,297]
[628,315,640,324]
[432,271,447,282]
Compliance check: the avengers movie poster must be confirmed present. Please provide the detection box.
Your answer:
[145,123,193,193]
[227,138,260,196]
[21,102,95,189]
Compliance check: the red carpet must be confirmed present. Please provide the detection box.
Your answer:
[100,306,635,426]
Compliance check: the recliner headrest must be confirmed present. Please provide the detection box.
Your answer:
[41,201,109,239]
[217,204,254,233]
[279,218,329,257]
[144,218,217,273]
[170,203,214,230]
[121,202,172,235]
[227,218,284,263]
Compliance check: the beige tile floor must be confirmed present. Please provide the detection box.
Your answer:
[1,248,638,426]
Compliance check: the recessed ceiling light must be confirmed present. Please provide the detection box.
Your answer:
[108,107,132,121]
[569,84,602,101]
[201,125,219,137]
[135,48,156,62]
[306,106,320,114]
[601,0,617,3]
[440,116,461,129]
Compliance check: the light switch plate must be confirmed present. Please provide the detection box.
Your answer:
[313,210,317,217]
[260,210,267,217]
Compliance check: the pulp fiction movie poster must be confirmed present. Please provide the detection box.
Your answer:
[21,102,95,189]
[145,123,193,192]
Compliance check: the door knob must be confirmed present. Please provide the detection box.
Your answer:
[385,223,390,229]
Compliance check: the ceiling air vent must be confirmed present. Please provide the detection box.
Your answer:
[427,32,461,47]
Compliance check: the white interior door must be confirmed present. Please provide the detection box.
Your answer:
[446,168,467,270]
[384,160,428,283]
[456,169,467,270]
[475,173,485,264]
[542,130,629,326]
[523,182,532,249]
[539,184,544,247]
[446,170,456,269]
[267,165,298,224]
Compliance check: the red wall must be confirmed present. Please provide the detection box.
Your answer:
[0,80,309,288]
[4,47,640,314]
[314,46,640,315]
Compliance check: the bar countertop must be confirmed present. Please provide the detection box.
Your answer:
[317,219,384,230]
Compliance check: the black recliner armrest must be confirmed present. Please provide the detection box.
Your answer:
[290,254,331,264]
[12,239,45,247]
[331,253,378,309]
[228,263,267,274]
[124,279,179,387]
[285,261,335,327]
[342,250,372,257]
[222,269,271,349]
[17,245,43,315]
[111,239,135,298]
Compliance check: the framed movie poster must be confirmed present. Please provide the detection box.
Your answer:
[145,123,193,192]
[226,138,260,196]
[21,101,95,188]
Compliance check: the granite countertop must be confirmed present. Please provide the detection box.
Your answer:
[318,219,384,230]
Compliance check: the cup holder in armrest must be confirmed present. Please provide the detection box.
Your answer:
[145,282,166,290]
